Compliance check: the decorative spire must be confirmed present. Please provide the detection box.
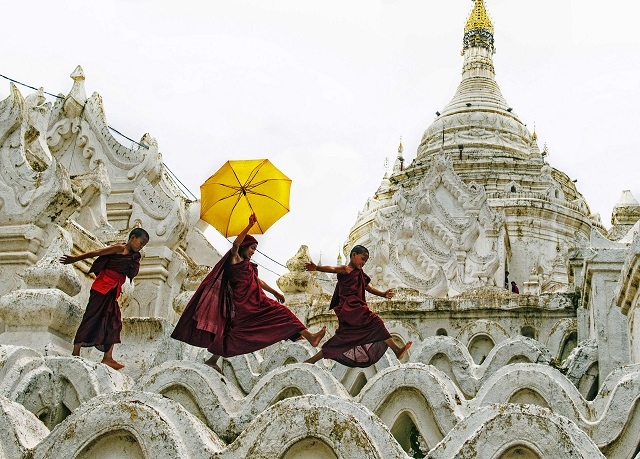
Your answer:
[465,0,493,34]
[393,137,405,173]
[463,0,495,54]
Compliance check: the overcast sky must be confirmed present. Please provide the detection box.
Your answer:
[2,1,639,288]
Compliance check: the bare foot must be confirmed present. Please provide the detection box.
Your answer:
[101,357,125,370]
[207,362,223,375]
[309,326,327,347]
[395,341,412,361]
[204,356,223,374]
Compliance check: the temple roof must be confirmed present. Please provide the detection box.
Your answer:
[615,190,640,207]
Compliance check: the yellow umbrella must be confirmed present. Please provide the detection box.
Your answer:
[200,159,292,237]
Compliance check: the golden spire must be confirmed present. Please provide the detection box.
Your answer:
[465,0,493,34]
[462,0,495,54]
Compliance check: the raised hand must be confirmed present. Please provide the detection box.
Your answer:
[59,255,76,264]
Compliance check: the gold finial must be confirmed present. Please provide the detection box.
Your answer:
[532,122,537,141]
[465,0,493,34]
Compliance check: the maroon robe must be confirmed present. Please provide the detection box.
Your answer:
[74,252,141,352]
[171,245,305,357]
[322,268,391,367]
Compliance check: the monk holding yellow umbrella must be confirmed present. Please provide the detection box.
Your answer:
[199,158,292,237]
[171,158,326,373]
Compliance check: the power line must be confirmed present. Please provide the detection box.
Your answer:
[163,163,198,201]
[0,71,202,199]
[1,72,150,150]
[0,72,62,99]
[218,238,286,277]
[1,71,294,273]
[255,248,287,269]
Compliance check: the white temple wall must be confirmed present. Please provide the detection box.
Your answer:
[630,309,640,363]
[583,249,631,381]
[0,224,48,298]
[614,233,640,364]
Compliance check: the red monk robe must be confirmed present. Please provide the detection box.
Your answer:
[321,267,392,367]
[74,252,141,352]
[171,238,305,357]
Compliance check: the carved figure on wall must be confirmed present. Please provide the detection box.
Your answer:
[364,152,504,297]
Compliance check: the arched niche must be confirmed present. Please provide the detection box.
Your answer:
[428,353,457,386]
[273,387,304,404]
[508,389,549,408]
[498,444,541,459]
[282,438,338,459]
[559,331,578,363]
[468,334,495,364]
[579,363,599,401]
[78,430,145,459]
[349,372,368,397]
[160,384,208,426]
[520,326,537,340]
[390,412,427,457]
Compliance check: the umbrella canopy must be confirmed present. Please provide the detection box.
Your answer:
[200,159,292,237]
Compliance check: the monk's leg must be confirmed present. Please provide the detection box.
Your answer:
[72,343,82,356]
[205,354,223,374]
[300,326,327,347]
[101,344,125,370]
[304,350,324,364]
[384,338,413,360]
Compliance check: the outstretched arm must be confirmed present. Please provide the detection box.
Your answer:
[258,278,285,303]
[304,261,348,275]
[366,284,394,299]
[59,243,126,264]
[230,214,257,263]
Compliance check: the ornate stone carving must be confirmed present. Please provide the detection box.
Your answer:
[0,84,79,227]
[0,228,83,353]
[277,245,321,294]
[363,152,504,297]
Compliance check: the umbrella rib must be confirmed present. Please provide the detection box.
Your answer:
[243,159,268,187]
[204,187,243,210]
[225,193,245,237]
[243,191,290,211]
[243,177,290,192]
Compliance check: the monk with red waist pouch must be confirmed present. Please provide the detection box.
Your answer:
[60,228,149,370]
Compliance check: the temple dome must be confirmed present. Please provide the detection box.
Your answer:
[345,0,596,298]
[417,0,534,161]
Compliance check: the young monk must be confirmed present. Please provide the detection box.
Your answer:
[304,245,412,367]
[60,228,149,370]
[171,214,326,373]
